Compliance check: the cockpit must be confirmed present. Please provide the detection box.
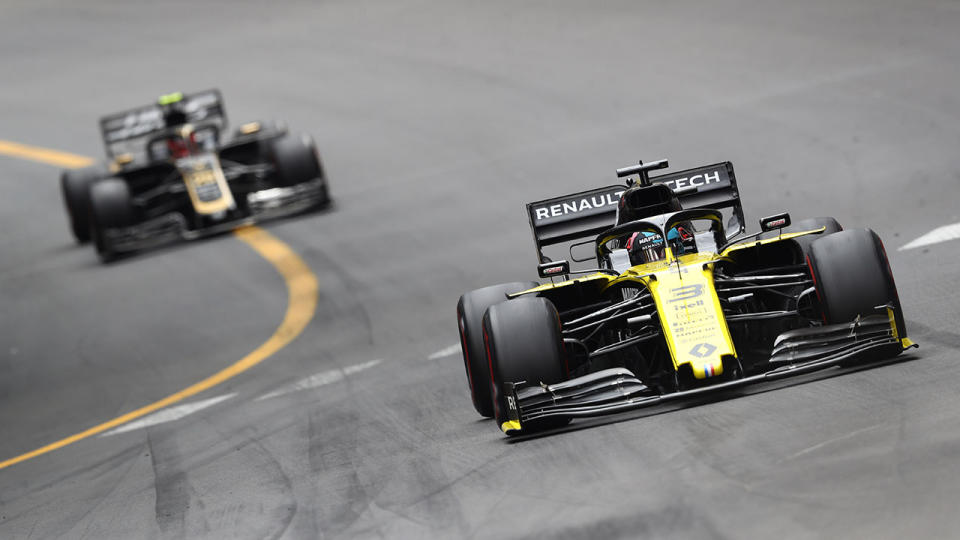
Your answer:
[598,210,726,273]
[146,124,220,162]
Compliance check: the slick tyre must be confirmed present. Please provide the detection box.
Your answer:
[808,228,904,329]
[269,134,327,197]
[60,165,105,244]
[484,296,570,435]
[457,281,538,417]
[786,217,842,256]
[90,178,134,263]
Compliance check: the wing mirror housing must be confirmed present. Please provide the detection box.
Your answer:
[538,260,570,279]
[760,213,791,233]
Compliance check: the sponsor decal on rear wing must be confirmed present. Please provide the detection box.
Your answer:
[99,89,227,157]
[651,162,742,223]
[527,185,626,263]
[529,186,625,226]
[656,165,727,191]
[526,162,744,264]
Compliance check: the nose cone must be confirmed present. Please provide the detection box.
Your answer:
[692,359,724,379]
[684,343,725,379]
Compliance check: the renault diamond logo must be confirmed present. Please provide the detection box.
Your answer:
[689,343,716,358]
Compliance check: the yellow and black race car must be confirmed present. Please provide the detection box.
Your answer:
[60,90,331,262]
[456,159,915,436]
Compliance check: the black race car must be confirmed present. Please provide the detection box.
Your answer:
[456,159,916,436]
[60,90,331,261]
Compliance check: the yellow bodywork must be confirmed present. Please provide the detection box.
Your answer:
[239,121,262,135]
[108,153,135,174]
[616,249,735,379]
[517,227,834,380]
[887,305,916,349]
[634,252,733,378]
[719,227,826,256]
[500,420,522,434]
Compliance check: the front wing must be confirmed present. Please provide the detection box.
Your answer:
[99,180,327,255]
[499,313,917,435]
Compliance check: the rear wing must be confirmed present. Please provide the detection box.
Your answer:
[526,161,744,264]
[99,89,227,158]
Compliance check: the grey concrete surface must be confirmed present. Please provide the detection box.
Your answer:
[1,0,959,538]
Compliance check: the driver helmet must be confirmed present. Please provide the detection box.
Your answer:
[626,231,665,265]
[165,125,198,159]
[158,92,188,128]
[627,226,696,264]
[667,225,697,255]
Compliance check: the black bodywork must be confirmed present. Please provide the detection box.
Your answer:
[85,90,329,257]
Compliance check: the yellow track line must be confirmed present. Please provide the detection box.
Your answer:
[0,140,94,169]
[0,147,318,471]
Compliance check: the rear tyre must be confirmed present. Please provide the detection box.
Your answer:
[269,134,329,203]
[60,165,105,244]
[457,281,538,417]
[89,179,134,263]
[484,296,570,435]
[808,228,904,328]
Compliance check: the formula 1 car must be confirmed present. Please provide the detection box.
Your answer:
[456,159,916,436]
[60,90,331,261]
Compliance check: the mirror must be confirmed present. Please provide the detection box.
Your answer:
[538,260,570,279]
[760,212,791,233]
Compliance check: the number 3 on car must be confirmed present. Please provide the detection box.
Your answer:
[456,158,915,436]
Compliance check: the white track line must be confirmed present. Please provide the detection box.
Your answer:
[900,222,960,251]
[343,359,381,375]
[428,344,460,360]
[100,394,236,437]
[255,359,381,401]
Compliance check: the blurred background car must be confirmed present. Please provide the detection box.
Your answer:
[60,90,331,261]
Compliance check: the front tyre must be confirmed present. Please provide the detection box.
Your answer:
[808,228,905,332]
[269,134,329,200]
[89,179,134,263]
[786,217,843,256]
[484,296,569,435]
[60,165,105,244]
[457,282,538,417]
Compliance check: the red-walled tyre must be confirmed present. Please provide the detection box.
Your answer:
[484,296,570,435]
[457,282,538,417]
[808,228,905,332]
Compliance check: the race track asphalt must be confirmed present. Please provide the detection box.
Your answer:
[1,0,960,538]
